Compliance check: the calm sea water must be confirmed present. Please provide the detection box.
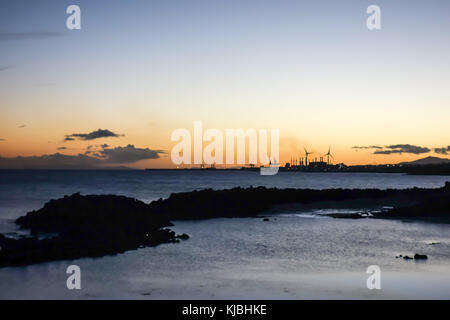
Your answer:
[1,170,450,299]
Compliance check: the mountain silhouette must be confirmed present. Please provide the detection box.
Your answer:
[400,156,450,165]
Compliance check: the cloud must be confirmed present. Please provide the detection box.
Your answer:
[374,144,430,155]
[434,146,450,155]
[56,147,67,150]
[352,144,431,155]
[373,150,405,155]
[0,32,62,41]
[0,138,5,141]
[0,153,104,170]
[99,144,164,163]
[64,129,124,141]
[0,145,165,169]
[18,124,26,128]
[0,65,14,71]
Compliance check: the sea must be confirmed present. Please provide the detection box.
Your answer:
[1,170,450,299]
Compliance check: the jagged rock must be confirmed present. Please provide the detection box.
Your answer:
[0,194,177,268]
[147,183,450,221]
[176,233,190,240]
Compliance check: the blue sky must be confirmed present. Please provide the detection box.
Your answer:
[1,0,450,167]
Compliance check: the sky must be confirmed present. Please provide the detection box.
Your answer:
[0,0,449,169]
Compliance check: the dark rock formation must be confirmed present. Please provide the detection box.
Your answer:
[176,233,190,240]
[374,184,450,222]
[398,254,428,260]
[0,193,179,268]
[376,197,450,219]
[148,183,450,220]
[16,193,172,235]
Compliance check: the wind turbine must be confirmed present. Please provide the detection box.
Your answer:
[324,146,334,165]
[304,147,313,167]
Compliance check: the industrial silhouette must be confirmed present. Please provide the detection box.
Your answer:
[284,147,340,172]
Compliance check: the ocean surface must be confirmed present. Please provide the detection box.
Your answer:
[1,170,450,299]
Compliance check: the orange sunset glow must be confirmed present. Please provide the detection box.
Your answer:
[1,1,449,169]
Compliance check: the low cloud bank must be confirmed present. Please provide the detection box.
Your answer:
[0,145,164,169]
[352,144,440,155]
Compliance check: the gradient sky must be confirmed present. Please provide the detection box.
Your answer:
[0,0,449,168]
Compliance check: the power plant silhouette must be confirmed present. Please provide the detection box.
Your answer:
[285,146,336,171]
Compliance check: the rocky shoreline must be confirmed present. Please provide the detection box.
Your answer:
[0,182,449,267]
[150,182,450,221]
[0,194,189,267]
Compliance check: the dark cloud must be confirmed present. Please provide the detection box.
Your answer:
[56,147,67,150]
[0,138,5,141]
[18,125,26,128]
[0,65,14,71]
[374,144,430,155]
[352,144,432,155]
[0,153,104,170]
[64,129,124,141]
[99,144,164,163]
[434,146,450,155]
[373,149,404,155]
[84,145,95,155]
[0,145,164,169]
[352,145,382,150]
[0,32,63,41]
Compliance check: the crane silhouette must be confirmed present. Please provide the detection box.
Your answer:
[324,146,334,165]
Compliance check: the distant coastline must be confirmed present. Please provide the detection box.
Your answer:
[1,157,449,175]
[144,163,450,176]
[1,164,449,176]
